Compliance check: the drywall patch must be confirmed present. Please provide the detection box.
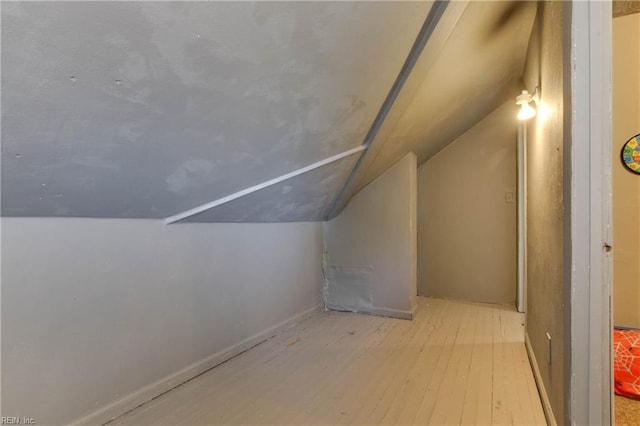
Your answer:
[324,265,373,313]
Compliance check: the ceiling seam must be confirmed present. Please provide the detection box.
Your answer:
[164,146,365,224]
[324,0,451,221]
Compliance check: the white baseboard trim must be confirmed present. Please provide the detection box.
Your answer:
[70,303,323,426]
[525,332,557,426]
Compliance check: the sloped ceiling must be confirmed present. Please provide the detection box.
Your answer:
[2,1,537,223]
[331,0,537,215]
[1,1,430,219]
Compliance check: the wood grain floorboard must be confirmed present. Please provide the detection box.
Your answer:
[114,297,545,426]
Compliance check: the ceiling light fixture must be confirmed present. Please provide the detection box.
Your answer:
[516,88,539,121]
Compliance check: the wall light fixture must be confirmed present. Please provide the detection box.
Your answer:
[516,88,539,121]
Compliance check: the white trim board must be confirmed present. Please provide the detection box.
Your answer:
[164,146,365,224]
[525,333,558,426]
[564,1,612,424]
[69,304,323,426]
[516,122,527,314]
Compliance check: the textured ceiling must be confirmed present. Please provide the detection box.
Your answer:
[1,1,431,220]
[347,0,537,199]
[2,1,538,223]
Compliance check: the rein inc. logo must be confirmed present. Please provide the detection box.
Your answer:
[1,418,35,425]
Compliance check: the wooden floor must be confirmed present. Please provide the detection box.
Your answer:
[113,297,545,425]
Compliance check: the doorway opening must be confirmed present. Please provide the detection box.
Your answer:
[611,8,640,424]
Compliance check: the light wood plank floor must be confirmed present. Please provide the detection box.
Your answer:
[113,297,545,425]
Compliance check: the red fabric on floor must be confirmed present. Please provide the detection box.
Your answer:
[614,328,640,399]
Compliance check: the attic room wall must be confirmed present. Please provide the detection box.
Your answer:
[324,153,417,319]
[417,102,517,304]
[1,218,324,425]
[612,12,640,329]
[521,1,565,422]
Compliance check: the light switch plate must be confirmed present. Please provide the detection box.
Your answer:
[505,191,515,203]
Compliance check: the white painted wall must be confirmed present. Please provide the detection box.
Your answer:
[417,102,517,304]
[1,218,324,425]
[324,153,417,319]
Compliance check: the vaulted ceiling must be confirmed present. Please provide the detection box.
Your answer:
[1,1,536,223]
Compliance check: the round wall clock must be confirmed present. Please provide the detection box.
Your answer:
[621,134,640,174]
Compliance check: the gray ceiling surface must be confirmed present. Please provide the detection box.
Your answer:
[340,1,537,207]
[1,1,431,220]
